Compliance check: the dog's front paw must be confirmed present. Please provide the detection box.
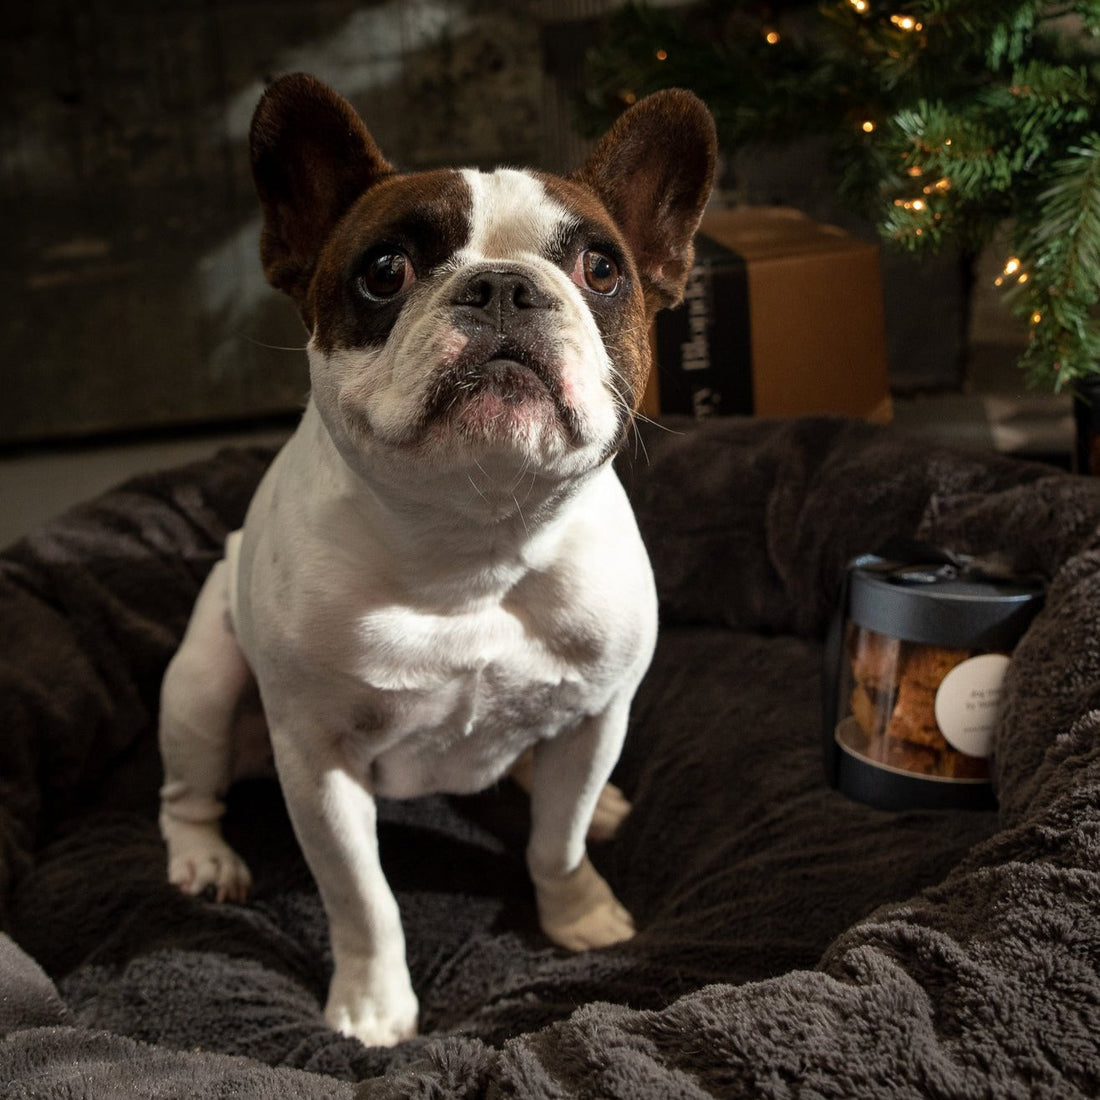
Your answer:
[325,957,419,1047]
[162,818,252,904]
[534,855,635,952]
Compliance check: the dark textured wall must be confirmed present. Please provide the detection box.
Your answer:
[0,0,547,443]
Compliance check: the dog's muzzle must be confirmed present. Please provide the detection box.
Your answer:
[420,267,581,441]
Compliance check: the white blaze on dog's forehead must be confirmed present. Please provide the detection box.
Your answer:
[458,168,575,260]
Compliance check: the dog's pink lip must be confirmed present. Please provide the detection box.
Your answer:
[421,354,581,443]
[479,358,550,390]
[436,358,553,414]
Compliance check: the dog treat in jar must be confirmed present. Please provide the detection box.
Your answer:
[823,544,1045,811]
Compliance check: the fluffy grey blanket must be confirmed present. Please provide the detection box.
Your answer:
[1,416,1098,1098]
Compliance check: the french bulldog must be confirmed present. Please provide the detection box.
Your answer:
[158,72,716,1047]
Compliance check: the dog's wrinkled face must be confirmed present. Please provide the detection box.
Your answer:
[250,74,716,482]
[307,167,647,473]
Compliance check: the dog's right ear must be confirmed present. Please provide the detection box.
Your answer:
[250,73,393,310]
[572,89,716,317]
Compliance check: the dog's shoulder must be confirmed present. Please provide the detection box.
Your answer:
[507,467,657,675]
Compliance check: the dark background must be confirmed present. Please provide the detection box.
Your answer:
[0,0,984,445]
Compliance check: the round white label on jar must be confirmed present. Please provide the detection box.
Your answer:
[933,653,1011,758]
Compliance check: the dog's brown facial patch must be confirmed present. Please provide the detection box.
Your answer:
[308,170,473,356]
[537,173,652,419]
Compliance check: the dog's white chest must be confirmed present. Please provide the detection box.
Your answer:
[353,598,557,692]
[347,597,596,796]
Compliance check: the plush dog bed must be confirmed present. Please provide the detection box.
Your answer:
[1,415,1098,1098]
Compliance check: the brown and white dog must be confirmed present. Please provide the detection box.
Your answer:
[158,73,716,1047]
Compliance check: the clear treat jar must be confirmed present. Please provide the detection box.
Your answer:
[823,545,1045,811]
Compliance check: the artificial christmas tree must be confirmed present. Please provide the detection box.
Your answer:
[582,0,1100,392]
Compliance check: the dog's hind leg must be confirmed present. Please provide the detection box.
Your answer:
[525,696,636,952]
[158,558,254,903]
[510,748,631,842]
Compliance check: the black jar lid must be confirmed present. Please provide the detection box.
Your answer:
[847,552,1045,649]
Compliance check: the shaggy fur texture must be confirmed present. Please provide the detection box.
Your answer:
[1,416,1098,1096]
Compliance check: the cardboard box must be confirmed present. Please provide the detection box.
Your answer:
[644,207,892,422]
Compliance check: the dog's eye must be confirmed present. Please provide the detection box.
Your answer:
[356,249,416,300]
[573,249,621,296]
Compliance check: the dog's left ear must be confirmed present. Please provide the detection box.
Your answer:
[573,90,717,316]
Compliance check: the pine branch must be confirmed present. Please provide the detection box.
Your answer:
[1009,136,1100,387]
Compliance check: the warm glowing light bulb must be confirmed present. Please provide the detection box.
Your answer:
[1031,311,1043,325]
[765,30,781,44]
[862,120,876,133]
[849,0,869,12]
[1004,258,1021,276]
[655,49,668,61]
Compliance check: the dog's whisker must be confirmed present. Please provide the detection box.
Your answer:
[632,419,649,465]
[518,468,540,512]
[243,334,310,353]
[631,410,681,435]
[466,470,491,506]
[473,458,505,498]
[509,454,533,496]
[512,492,530,536]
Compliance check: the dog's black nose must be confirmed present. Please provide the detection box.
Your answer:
[453,269,553,320]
